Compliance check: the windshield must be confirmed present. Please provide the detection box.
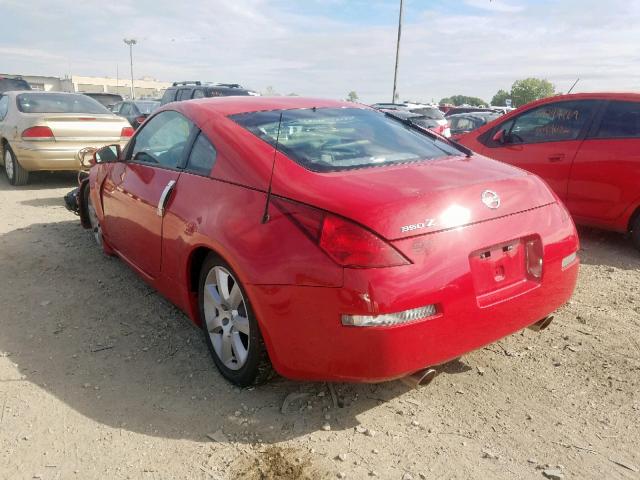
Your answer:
[17,93,110,114]
[135,101,160,114]
[231,107,460,172]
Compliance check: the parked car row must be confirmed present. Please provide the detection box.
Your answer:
[3,83,637,389]
[0,79,257,184]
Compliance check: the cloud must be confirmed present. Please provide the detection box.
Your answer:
[1,0,639,103]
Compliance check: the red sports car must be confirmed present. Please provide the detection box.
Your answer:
[456,93,640,250]
[75,97,579,386]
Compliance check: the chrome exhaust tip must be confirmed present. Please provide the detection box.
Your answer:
[528,315,554,332]
[400,368,437,388]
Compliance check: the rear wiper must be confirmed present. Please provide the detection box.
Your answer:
[383,111,472,157]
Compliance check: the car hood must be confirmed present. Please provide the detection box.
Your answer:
[272,154,556,240]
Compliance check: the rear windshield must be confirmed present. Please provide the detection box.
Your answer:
[231,107,460,172]
[17,93,110,114]
[84,93,122,107]
[135,101,160,114]
[0,78,31,92]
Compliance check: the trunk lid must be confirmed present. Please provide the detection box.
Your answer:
[39,114,127,142]
[274,154,556,241]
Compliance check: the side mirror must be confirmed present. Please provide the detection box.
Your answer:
[492,129,507,144]
[77,147,98,168]
[94,144,121,164]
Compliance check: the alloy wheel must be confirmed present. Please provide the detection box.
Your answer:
[203,266,250,370]
[4,149,14,181]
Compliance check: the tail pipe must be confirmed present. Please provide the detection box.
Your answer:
[400,368,437,388]
[528,315,554,332]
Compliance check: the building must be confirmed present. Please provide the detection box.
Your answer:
[0,73,171,99]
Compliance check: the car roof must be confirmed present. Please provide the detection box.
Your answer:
[517,92,640,110]
[165,96,361,117]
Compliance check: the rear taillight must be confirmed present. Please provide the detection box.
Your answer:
[135,116,146,124]
[21,126,54,140]
[120,127,134,138]
[274,198,410,268]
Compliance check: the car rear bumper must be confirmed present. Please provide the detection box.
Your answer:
[12,140,126,171]
[247,203,580,382]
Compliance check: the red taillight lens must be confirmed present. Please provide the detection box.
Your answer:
[320,215,410,268]
[273,198,409,268]
[120,127,134,137]
[21,126,54,139]
[135,116,146,124]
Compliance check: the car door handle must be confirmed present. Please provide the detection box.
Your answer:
[157,180,177,217]
[548,154,565,162]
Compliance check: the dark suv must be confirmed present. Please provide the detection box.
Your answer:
[0,76,31,93]
[160,81,257,105]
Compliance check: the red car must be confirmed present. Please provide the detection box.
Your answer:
[76,97,579,386]
[456,93,640,250]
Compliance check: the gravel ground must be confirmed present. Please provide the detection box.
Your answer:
[0,172,638,480]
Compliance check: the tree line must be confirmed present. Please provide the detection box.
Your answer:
[439,78,556,107]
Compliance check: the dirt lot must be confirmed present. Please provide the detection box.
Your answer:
[0,173,638,480]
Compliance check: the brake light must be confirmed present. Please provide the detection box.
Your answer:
[273,198,410,268]
[135,116,146,124]
[120,127,134,137]
[21,126,54,140]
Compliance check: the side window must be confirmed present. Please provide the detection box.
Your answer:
[593,101,640,139]
[129,110,193,169]
[111,102,122,114]
[0,96,9,120]
[499,101,596,144]
[120,103,131,116]
[177,89,193,101]
[186,132,217,176]
[192,89,205,99]
[161,89,175,104]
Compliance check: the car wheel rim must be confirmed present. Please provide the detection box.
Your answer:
[87,198,103,247]
[203,266,250,371]
[4,150,13,180]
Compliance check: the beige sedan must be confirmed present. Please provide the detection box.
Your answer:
[0,91,133,185]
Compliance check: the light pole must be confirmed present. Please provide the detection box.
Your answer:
[123,38,137,99]
[392,0,404,103]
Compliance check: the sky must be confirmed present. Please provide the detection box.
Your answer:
[1,0,639,103]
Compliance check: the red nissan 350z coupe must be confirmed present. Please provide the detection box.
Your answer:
[75,97,579,386]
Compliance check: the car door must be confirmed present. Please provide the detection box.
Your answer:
[479,100,598,201]
[101,110,195,278]
[567,99,640,224]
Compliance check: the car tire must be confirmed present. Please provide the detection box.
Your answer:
[84,186,114,255]
[631,214,640,252]
[3,144,29,186]
[198,254,273,387]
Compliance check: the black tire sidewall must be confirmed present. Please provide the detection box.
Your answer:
[632,215,640,251]
[198,254,266,387]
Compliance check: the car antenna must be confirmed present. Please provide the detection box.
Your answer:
[261,111,284,224]
[567,78,580,94]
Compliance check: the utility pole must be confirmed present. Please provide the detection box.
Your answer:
[123,38,137,99]
[392,0,404,103]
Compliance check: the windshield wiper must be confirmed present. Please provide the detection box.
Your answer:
[383,111,472,157]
